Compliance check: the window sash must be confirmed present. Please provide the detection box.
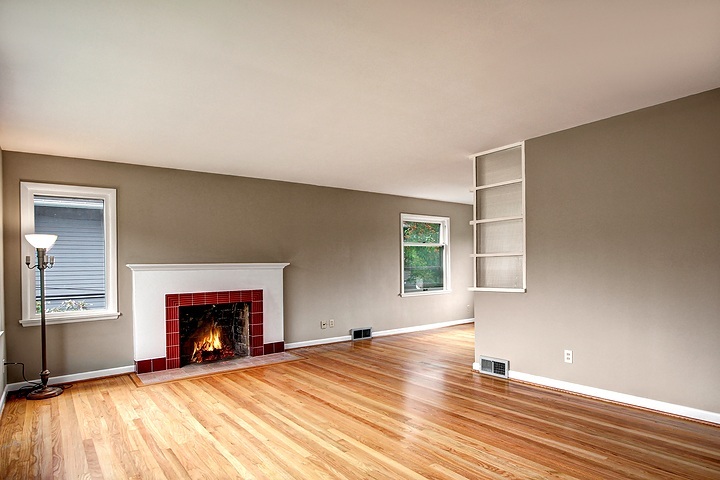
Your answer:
[403,245,445,291]
[34,196,107,311]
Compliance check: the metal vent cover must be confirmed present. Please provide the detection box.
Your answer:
[478,356,509,378]
[350,327,372,341]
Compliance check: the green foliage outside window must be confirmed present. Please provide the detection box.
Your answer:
[403,221,440,243]
[403,221,444,290]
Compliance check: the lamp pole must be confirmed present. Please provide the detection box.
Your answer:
[25,234,63,400]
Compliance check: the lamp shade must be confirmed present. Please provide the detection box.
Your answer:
[25,234,58,250]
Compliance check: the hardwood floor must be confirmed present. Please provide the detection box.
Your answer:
[1,324,719,479]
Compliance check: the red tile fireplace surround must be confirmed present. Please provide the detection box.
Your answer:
[134,289,284,374]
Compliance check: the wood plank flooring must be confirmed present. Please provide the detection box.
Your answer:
[1,324,719,479]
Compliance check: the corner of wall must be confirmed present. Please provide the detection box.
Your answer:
[0,146,6,402]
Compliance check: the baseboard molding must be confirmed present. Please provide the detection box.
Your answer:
[374,318,473,337]
[286,318,474,350]
[0,385,9,418]
[471,366,720,425]
[5,365,136,393]
[285,335,352,350]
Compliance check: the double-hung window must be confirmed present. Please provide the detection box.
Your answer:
[401,214,450,296]
[20,182,119,326]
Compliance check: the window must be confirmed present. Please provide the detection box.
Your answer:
[20,182,119,326]
[401,214,450,296]
[471,142,526,292]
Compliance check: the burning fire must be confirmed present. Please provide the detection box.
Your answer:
[190,322,224,363]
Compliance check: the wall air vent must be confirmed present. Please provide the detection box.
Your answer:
[350,327,372,341]
[478,356,509,378]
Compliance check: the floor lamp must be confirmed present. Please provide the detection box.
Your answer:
[25,233,64,400]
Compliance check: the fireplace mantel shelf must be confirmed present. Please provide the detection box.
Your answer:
[127,263,289,272]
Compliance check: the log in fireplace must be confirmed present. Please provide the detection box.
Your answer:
[179,302,250,366]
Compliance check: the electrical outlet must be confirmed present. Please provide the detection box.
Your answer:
[321,320,327,329]
[329,319,335,328]
[564,349,573,364]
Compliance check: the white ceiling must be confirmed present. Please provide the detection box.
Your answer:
[1,1,719,204]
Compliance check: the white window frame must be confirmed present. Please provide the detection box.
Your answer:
[20,182,120,326]
[470,141,526,292]
[401,213,451,297]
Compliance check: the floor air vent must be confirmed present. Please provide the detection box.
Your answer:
[350,327,372,341]
[478,356,509,378]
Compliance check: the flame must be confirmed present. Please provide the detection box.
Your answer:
[191,323,223,363]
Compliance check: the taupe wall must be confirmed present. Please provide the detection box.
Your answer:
[2,155,473,383]
[475,89,720,412]
[0,148,5,396]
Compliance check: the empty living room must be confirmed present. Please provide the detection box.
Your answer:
[1,1,719,478]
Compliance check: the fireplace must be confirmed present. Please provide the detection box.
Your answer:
[127,263,289,374]
[159,289,275,372]
[180,301,250,366]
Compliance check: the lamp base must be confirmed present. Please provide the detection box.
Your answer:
[27,385,63,400]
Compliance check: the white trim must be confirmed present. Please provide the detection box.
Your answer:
[20,182,118,325]
[400,289,452,298]
[470,215,523,225]
[126,263,290,272]
[20,311,121,327]
[373,318,473,337]
[521,143,527,290]
[0,385,8,418]
[469,287,526,293]
[474,179,523,191]
[472,152,477,286]
[285,335,352,350]
[286,318,474,350]
[5,365,136,392]
[470,141,524,159]
[470,368,720,425]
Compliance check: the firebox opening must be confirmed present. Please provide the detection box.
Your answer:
[179,302,250,367]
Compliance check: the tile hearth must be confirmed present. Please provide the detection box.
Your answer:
[134,351,303,385]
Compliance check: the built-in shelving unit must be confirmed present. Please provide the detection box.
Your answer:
[470,142,526,292]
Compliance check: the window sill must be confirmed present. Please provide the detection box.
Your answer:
[401,289,452,297]
[20,311,121,327]
[469,287,526,293]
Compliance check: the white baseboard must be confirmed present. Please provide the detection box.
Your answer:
[5,365,136,393]
[286,318,474,350]
[285,335,352,349]
[472,365,720,425]
[374,318,473,338]
[0,385,9,418]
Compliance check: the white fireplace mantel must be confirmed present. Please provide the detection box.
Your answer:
[127,263,289,361]
[127,263,290,272]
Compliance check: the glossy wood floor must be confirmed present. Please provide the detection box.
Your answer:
[1,324,719,479]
